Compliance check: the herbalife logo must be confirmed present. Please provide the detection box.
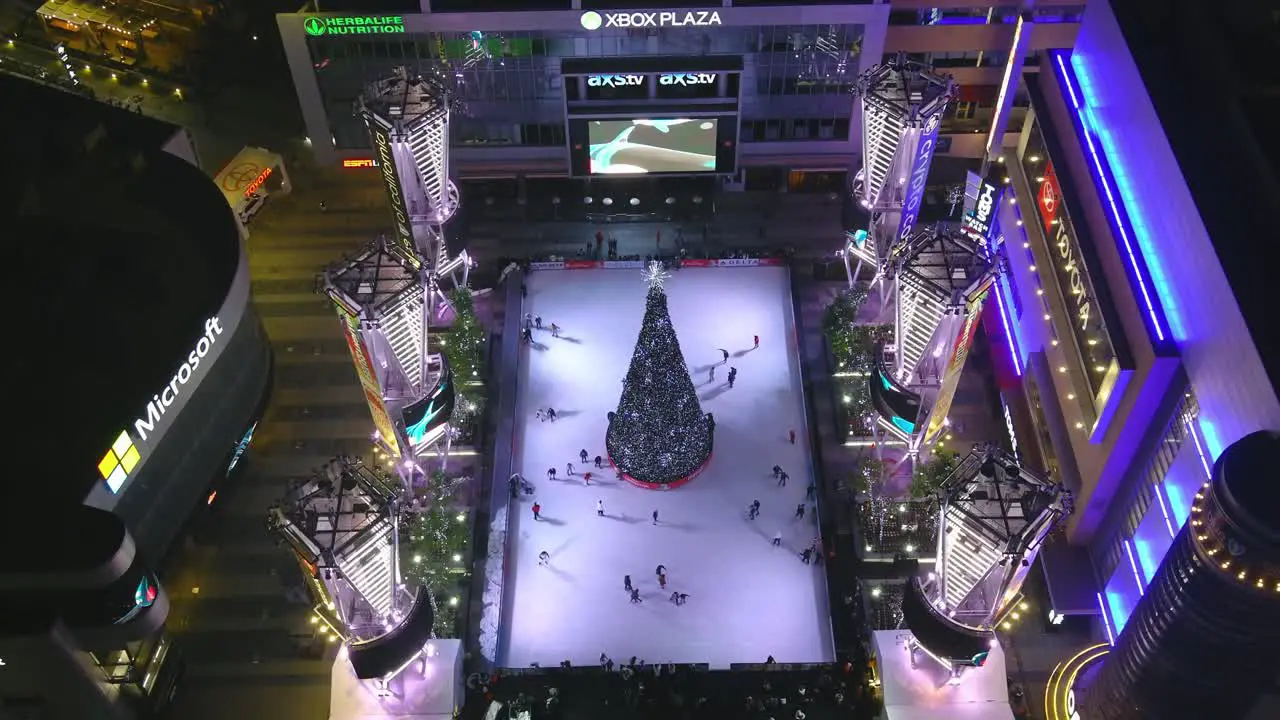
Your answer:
[304,15,405,37]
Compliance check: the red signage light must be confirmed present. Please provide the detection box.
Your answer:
[244,167,272,197]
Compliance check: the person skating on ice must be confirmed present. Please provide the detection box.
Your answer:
[719,348,729,364]
[795,503,806,520]
[800,547,813,565]
[670,590,680,604]
[773,531,783,547]
[678,592,689,605]
[579,449,588,464]
[772,465,782,479]
[536,408,545,422]
[624,575,633,592]
[753,334,759,348]
[652,509,659,525]
[594,455,603,469]
[566,462,575,476]
[550,323,561,338]
[583,471,592,485]
[547,467,556,480]
[655,564,666,577]
[807,482,817,500]
[532,502,541,520]
[789,429,797,444]
[708,365,715,382]
[546,407,557,421]
[630,588,642,603]
[596,499,605,516]
[535,315,543,329]
[728,367,737,388]
[778,470,789,487]
[538,550,550,565]
[658,573,667,590]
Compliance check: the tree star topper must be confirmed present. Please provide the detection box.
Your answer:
[642,260,670,289]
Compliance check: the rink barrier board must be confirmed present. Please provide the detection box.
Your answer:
[527,258,784,271]
[607,450,713,491]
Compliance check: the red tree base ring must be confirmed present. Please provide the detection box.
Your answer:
[607,451,712,490]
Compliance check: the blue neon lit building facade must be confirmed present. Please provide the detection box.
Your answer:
[984,0,1280,652]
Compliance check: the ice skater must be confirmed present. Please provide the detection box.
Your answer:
[748,499,761,520]
[795,503,806,520]
[800,547,813,564]
[521,326,532,344]
[532,502,542,520]
[658,573,667,590]
[596,499,605,516]
[719,348,729,364]
[753,334,760,348]
[583,472,592,485]
[536,408,545,422]
[546,407,557,421]
[772,465,782,479]
[566,462,575,476]
[670,591,681,604]
[652,509,659,525]
[630,588,642,603]
[807,483,817,501]
[778,471,789,487]
[550,323,561,338]
[547,467,556,480]
[708,365,715,381]
[539,550,550,565]
[678,592,689,605]
[789,429,797,444]
[535,315,543,329]
[594,455,603,468]
[773,531,783,547]
[656,564,666,577]
[579,449,589,464]
[524,313,532,330]
[624,575,633,591]
[728,367,737,388]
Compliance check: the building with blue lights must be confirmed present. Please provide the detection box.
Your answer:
[980,0,1280,711]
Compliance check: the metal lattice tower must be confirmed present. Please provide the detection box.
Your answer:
[925,445,1071,627]
[868,226,997,452]
[846,54,956,273]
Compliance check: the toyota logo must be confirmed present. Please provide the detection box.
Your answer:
[222,162,262,192]
[1040,176,1057,216]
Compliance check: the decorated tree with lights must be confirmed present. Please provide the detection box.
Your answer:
[606,262,712,485]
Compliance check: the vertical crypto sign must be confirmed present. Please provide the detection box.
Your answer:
[924,302,986,443]
[368,120,416,260]
[340,312,402,458]
[896,112,943,242]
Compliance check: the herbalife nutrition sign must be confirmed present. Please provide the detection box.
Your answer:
[303,15,405,36]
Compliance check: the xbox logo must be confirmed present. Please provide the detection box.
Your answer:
[580,11,602,31]
[304,17,326,36]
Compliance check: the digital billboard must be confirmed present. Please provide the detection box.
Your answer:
[402,356,455,448]
[588,119,718,174]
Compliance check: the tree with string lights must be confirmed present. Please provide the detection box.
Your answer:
[606,262,713,486]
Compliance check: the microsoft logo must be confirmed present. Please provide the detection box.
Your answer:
[99,431,141,493]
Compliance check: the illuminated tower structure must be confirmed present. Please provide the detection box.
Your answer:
[322,235,462,462]
[270,457,437,686]
[869,225,997,453]
[898,444,1071,679]
[842,54,956,281]
[1080,431,1280,720]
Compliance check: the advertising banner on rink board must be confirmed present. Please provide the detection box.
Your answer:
[924,302,986,443]
[604,260,645,269]
[529,261,565,270]
[565,260,600,270]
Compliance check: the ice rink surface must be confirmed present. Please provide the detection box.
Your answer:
[502,266,835,669]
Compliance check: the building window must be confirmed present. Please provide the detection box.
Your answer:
[953,101,977,121]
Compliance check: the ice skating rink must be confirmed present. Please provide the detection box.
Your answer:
[502,266,835,669]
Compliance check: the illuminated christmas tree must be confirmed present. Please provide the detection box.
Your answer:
[606,262,712,485]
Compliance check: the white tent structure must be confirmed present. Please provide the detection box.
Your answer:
[871,631,1015,720]
[329,639,464,720]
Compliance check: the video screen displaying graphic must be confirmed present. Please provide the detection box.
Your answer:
[588,118,718,174]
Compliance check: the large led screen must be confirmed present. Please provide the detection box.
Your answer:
[588,118,718,174]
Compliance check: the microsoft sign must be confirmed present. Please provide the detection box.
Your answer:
[304,15,405,36]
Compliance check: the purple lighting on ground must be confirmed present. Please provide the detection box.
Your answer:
[1052,51,1170,346]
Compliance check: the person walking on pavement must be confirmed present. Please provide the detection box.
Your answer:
[532,502,542,520]
[597,499,605,516]
[795,503,806,520]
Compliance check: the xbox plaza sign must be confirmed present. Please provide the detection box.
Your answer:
[580,9,722,31]
[304,15,405,36]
